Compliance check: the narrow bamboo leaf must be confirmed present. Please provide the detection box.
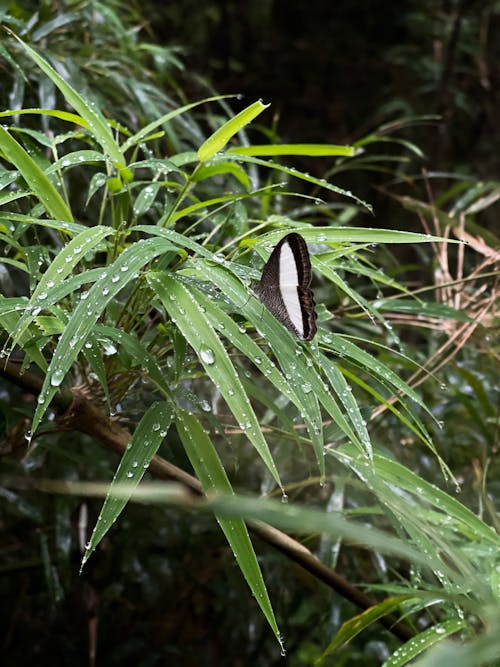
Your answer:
[147,272,283,490]
[355,134,425,158]
[0,108,90,128]
[0,190,30,206]
[319,254,408,293]
[0,125,73,221]
[181,277,307,409]
[86,172,108,204]
[11,33,124,166]
[0,170,18,190]
[383,619,465,667]
[82,335,111,408]
[369,453,500,545]
[11,226,113,348]
[324,334,429,413]
[192,161,251,189]
[132,225,218,260]
[373,298,474,323]
[8,126,55,148]
[190,261,372,472]
[206,494,428,565]
[265,226,453,245]
[226,143,355,157]
[133,182,162,215]
[320,353,372,460]
[221,153,372,211]
[169,191,256,224]
[0,211,86,235]
[122,94,234,153]
[175,275,319,449]
[0,308,48,371]
[31,12,79,40]
[175,409,282,646]
[339,367,446,465]
[409,631,500,667]
[95,324,172,396]
[128,158,182,177]
[314,256,385,325]
[198,99,270,162]
[332,448,498,590]
[20,268,105,315]
[180,259,327,467]
[81,401,173,567]
[46,150,106,172]
[31,238,178,434]
[0,297,27,317]
[321,596,412,660]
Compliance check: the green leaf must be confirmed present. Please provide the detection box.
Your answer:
[133,182,162,215]
[383,619,465,667]
[30,237,179,434]
[0,125,73,221]
[183,277,312,414]
[175,409,282,647]
[81,401,174,567]
[205,494,427,565]
[171,273,322,461]
[121,94,234,154]
[320,596,413,661]
[95,324,172,396]
[10,226,113,349]
[266,226,453,245]
[0,108,90,128]
[368,451,499,545]
[221,154,372,211]
[226,143,355,157]
[147,272,283,490]
[0,211,86,236]
[373,298,474,323]
[320,353,372,459]
[192,161,251,189]
[11,32,124,167]
[0,307,48,371]
[189,260,373,473]
[323,334,429,412]
[47,150,106,172]
[198,99,270,162]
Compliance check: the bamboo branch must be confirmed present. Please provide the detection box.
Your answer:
[0,360,415,642]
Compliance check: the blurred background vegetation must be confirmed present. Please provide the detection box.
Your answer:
[0,1,499,665]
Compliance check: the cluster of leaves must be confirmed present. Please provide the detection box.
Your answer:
[0,4,499,666]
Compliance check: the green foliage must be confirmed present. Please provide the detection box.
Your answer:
[0,3,499,665]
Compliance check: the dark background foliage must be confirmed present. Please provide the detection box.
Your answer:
[148,0,500,173]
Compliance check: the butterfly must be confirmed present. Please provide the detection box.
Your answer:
[254,232,317,342]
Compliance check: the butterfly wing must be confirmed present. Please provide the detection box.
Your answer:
[254,233,317,341]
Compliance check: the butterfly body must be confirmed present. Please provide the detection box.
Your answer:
[254,233,317,342]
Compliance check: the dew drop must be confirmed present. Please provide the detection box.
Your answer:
[50,369,65,387]
[200,348,215,365]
